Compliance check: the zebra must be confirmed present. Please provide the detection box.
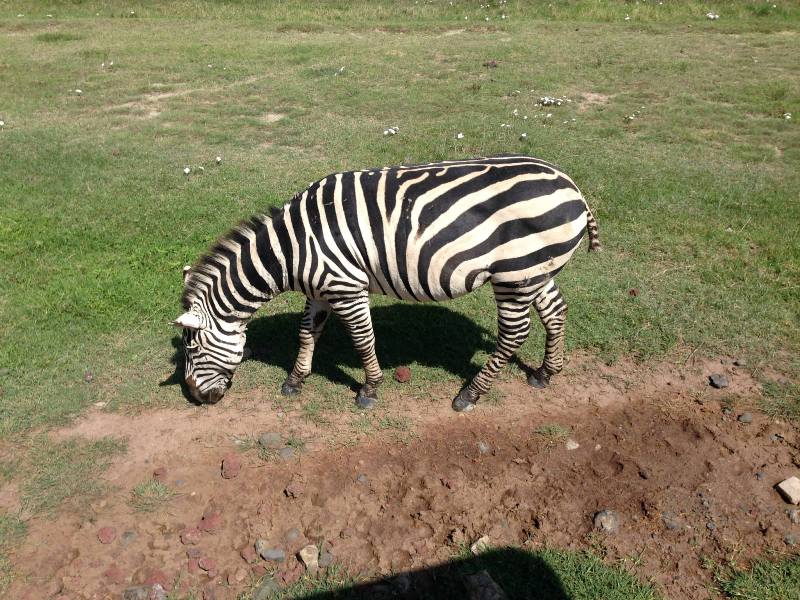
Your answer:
[173,154,601,412]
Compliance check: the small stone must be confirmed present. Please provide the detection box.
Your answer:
[788,509,800,524]
[152,466,167,481]
[180,528,201,545]
[709,374,729,389]
[221,453,242,479]
[394,366,412,383]
[255,540,285,562]
[121,531,137,545]
[252,578,280,600]
[198,557,216,572]
[145,569,169,590]
[258,432,282,449]
[565,439,580,451]
[356,474,368,484]
[279,447,295,460]
[251,564,268,577]
[785,533,798,546]
[463,569,508,600]
[229,567,248,584]
[776,477,800,504]
[477,441,491,455]
[84,370,94,383]
[298,544,319,571]
[470,535,490,555]
[97,526,117,544]
[318,547,334,568]
[706,521,716,531]
[733,359,747,367]
[593,510,620,534]
[240,545,258,564]
[756,472,766,481]
[628,288,639,297]
[122,586,150,600]
[284,477,305,498]
[199,511,223,533]
[738,412,753,424]
[662,512,682,531]
[285,527,302,544]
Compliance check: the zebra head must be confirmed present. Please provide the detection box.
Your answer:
[174,268,246,404]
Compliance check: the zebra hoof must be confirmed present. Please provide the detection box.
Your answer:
[452,391,476,413]
[355,392,376,410]
[527,374,549,389]
[280,381,301,396]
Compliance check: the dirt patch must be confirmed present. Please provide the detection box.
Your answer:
[578,92,614,112]
[261,113,285,124]
[6,356,800,599]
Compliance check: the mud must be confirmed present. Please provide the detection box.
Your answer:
[4,355,799,599]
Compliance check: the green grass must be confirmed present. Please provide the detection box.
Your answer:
[129,479,177,512]
[0,514,27,595]
[19,436,127,515]
[716,557,800,600]
[534,423,572,439]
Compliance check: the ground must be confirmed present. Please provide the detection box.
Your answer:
[2,353,798,599]
[1,1,799,599]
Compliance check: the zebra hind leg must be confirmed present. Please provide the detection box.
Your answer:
[281,299,330,396]
[327,292,384,410]
[453,283,534,412]
[527,279,567,389]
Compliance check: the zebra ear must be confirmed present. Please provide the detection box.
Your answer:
[172,312,203,330]
[182,265,191,284]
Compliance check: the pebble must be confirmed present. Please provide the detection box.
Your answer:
[97,526,117,544]
[252,578,280,600]
[240,545,258,564]
[198,557,216,572]
[285,528,302,544]
[221,453,242,479]
[709,374,729,389]
[187,547,202,559]
[255,540,286,562]
[565,439,580,451]
[662,512,682,531]
[199,511,223,533]
[120,530,137,545]
[470,535,490,555]
[122,586,151,600]
[477,441,491,455]
[394,366,412,383]
[706,521,716,531]
[229,567,249,584]
[298,544,319,571]
[180,528,201,545]
[777,477,800,504]
[356,474,368,484]
[756,472,766,481]
[787,508,800,524]
[258,432,283,449]
[593,510,620,534]
[279,447,295,460]
[784,533,798,546]
[319,547,334,568]
[84,370,93,383]
[738,412,753,424]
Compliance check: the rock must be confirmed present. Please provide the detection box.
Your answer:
[180,528,201,545]
[279,447,295,460]
[199,511,223,533]
[565,439,580,451]
[255,540,285,562]
[394,366,412,383]
[298,544,319,571]
[240,545,258,564]
[187,559,201,574]
[356,474,368,484]
[152,466,167,482]
[221,453,242,479]
[661,512,682,531]
[104,564,126,585]
[477,441,491,455]
[121,530,137,545]
[738,412,753,424]
[593,510,620,534]
[199,557,216,572]
[123,586,150,600]
[756,471,766,481]
[709,374,729,389]
[733,359,747,367]
[258,432,282,449]
[776,477,800,504]
[706,521,717,531]
[786,533,799,546]
[470,535,490,555]
[84,370,94,383]
[186,548,202,559]
[284,477,305,498]
[251,564,268,577]
[97,526,117,544]
[319,547,334,568]
[463,569,508,600]
[252,578,280,600]
[285,528,302,544]
[277,561,304,585]
[787,508,800,524]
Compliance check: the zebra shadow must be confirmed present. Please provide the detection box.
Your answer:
[244,302,512,393]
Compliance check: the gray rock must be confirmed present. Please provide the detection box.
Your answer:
[477,441,491,455]
[255,539,285,562]
[258,432,283,449]
[662,512,682,531]
[565,439,580,451]
[463,569,508,600]
[319,547,334,568]
[122,586,150,600]
[709,374,729,389]
[706,521,716,531]
[285,527,302,544]
[252,578,280,600]
[279,446,295,460]
[787,508,800,524]
[593,510,619,534]
[784,533,798,546]
[356,474,368,484]
[756,472,766,481]
[120,530,137,545]
[738,412,753,424]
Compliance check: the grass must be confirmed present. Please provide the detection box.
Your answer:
[0,514,27,595]
[534,423,572,439]
[129,479,177,513]
[19,436,127,515]
[716,557,800,600]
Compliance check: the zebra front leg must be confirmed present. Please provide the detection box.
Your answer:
[453,285,533,412]
[281,299,330,395]
[327,292,383,409]
[527,279,567,389]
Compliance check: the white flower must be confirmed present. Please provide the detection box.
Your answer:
[183,167,191,175]
[198,166,205,173]
[519,133,528,140]
[784,113,792,120]
[0,120,4,127]
[74,89,82,95]
[216,156,222,164]
[624,15,631,21]
[545,113,552,118]
[456,132,464,139]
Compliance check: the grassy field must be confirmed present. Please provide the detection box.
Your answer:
[0,1,799,596]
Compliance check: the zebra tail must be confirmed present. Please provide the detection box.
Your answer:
[585,202,602,252]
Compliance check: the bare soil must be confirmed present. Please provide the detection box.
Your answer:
[4,354,799,600]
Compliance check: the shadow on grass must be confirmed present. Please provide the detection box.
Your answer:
[290,547,570,599]
[164,303,538,400]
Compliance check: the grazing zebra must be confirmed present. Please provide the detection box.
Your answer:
[174,155,600,412]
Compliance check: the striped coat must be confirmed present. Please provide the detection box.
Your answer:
[175,155,600,411]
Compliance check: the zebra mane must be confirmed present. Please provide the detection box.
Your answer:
[180,213,271,310]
